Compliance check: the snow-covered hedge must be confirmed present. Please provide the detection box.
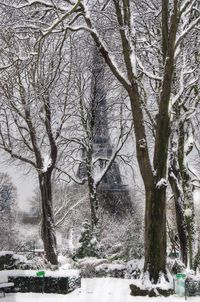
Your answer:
[75,257,145,279]
[76,257,108,277]
[95,263,127,278]
[4,269,81,294]
[125,259,144,279]
[0,251,26,270]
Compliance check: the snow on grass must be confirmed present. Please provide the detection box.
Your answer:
[2,278,200,302]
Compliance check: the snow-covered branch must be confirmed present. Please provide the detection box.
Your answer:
[0,59,19,71]
[55,194,88,227]
[55,166,87,185]
[17,0,65,11]
[38,0,82,40]
[175,16,200,49]
[0,145,36,167]
[136,57,162,81]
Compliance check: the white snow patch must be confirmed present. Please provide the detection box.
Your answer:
[78,257,108,267]
[156,178,167,189]
[95,263,126,272]
[42,154,52,172]
[0,251,14,257]
[193,189,200,205]
[58,255,72,266]
[3,278,200,302]
[184,208,193,217]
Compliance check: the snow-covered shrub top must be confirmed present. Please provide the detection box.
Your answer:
[95,263,126,272]
[126,259,144,272]
[75,257,108,278]
[5,269,80,278]
[0,251,28,271]
[58,255,75,270]
[184,208,193,217]
[0,251,14,257]
[78,257,108,267]
[58,255,70,266]
[12,254,27,263]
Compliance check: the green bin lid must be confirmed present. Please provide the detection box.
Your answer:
[36,271,45,277]
[176,273,186,279]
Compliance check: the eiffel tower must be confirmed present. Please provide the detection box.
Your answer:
[77,49,132,216]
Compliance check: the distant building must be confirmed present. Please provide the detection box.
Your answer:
[77,49,132,216]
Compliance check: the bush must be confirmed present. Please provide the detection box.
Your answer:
[125,259,144,279]
[75,257,108,277]
[73,220,104,259]
[95,263,126,278]
[0,251,27,270]
[98,214,144,261]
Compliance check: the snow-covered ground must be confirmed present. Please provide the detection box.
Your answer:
[2,278,200,302]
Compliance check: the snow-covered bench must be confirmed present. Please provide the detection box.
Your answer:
[0,271,14,297]
[185,280,200,300]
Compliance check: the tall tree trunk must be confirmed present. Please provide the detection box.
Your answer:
[127,83,168,282]
[144,186,167,281]
[143,1,178,282]
[169,121,188,265]
[88,178,98,230]
[88,183,98,231]
[169,169,188,266]
[178,121,195,268]
[169,117,194,268]
[39,171,58,265]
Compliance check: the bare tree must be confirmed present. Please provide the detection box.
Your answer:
[0,29,74,265]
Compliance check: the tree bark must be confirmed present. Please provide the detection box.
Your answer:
[87,178,98,231]
[127,83,168,282]
[144,186,167,281]
[39,171,58,265]
[178,121,195,268]
[169,171,188,266]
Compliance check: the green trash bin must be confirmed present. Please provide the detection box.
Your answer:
[36,271,45,278]
[175,273,186,296]
[36,271,45,293]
